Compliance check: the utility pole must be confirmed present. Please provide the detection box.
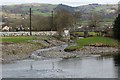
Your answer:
[51,11,54,31]
[50,11,54,38]
[30,8,32,36]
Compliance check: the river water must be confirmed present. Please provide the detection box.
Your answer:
[2,45,120,78]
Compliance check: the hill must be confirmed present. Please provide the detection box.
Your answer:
[54,4,76,13]
[1,3,118,16]
[2,3,57,16]
[77,4,117,19]
[1,3,118,26]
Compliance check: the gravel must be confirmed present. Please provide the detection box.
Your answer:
[74,46,119,55]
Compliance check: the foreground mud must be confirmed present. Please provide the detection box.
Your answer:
[1,39,66,63]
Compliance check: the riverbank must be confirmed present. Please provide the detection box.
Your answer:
[30,45,119,61]
[73,46,119,56]
[65,37,119,51]
[1,36,120,64]
[2,43,42,63]
[30,45,78,60]
[1,36,66,63]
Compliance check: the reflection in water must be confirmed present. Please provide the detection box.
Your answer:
[113,52,120,78]
[57,57,117,78]
[113,53,120,66]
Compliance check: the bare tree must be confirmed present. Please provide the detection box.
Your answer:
[73,11,81,26]
[54,10,74,37]
[88,12,100,28]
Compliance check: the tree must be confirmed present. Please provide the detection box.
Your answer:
[88,12,100,28]
[24,15,52,31]
[4,18,21,31]
[113,14,120,41]
[5,15,53,31]
[87,12,101,37]
[54,10,74,37]
[73,11,81,25]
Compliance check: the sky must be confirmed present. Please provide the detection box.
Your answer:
[1,0,120,6]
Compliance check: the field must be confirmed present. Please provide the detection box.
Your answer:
[74,32,97,36]
[65,37,119,51]
[1,36,37,43]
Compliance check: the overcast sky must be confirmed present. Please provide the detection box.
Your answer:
[1,0,120,6]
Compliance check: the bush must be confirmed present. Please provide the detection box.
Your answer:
[64,46,80,52]
[113,14,120,41]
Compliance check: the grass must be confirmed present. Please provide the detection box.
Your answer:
[33,11,51,16]
[65,37,119,52]
[76,37,118,47]
[74,32,97,37]
[0,36,37,43]
[64,46,81,52]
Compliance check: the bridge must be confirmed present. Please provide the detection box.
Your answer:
[69,26,112,32]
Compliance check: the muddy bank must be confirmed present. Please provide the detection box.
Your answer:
[2,43,42,63]
[73,46,119,56]
[30,45,77,60]
[2,38,120,64]
[30,45,119,61]
[1,39,66,64]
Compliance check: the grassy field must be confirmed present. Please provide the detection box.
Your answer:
[0,36,38,43]
[76,37,118,47]
[65,37,119,52]
[74,32,97,36]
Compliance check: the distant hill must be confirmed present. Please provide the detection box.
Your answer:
[54,4,76,13]
[2,3,57,16]
[1,3,118,20]
[78,4,117,13]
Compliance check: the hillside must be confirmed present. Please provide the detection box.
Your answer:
[54,4,76,13]
[78,4,117,20]
[1,3,118,26]
[77,4,117,13]
[1,3,118,16]
[2,3,57,16]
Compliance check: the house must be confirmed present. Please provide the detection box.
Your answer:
[2,26,12,31]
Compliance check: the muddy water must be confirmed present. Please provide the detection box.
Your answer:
[2,55,120,78]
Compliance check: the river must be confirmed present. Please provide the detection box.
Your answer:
[2,45,120,78]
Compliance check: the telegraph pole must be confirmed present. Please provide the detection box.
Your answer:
[51,11,54,31]
[30,8,32,36]
[50,11,54,38]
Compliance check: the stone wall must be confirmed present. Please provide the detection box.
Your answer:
[0,31,57,37]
